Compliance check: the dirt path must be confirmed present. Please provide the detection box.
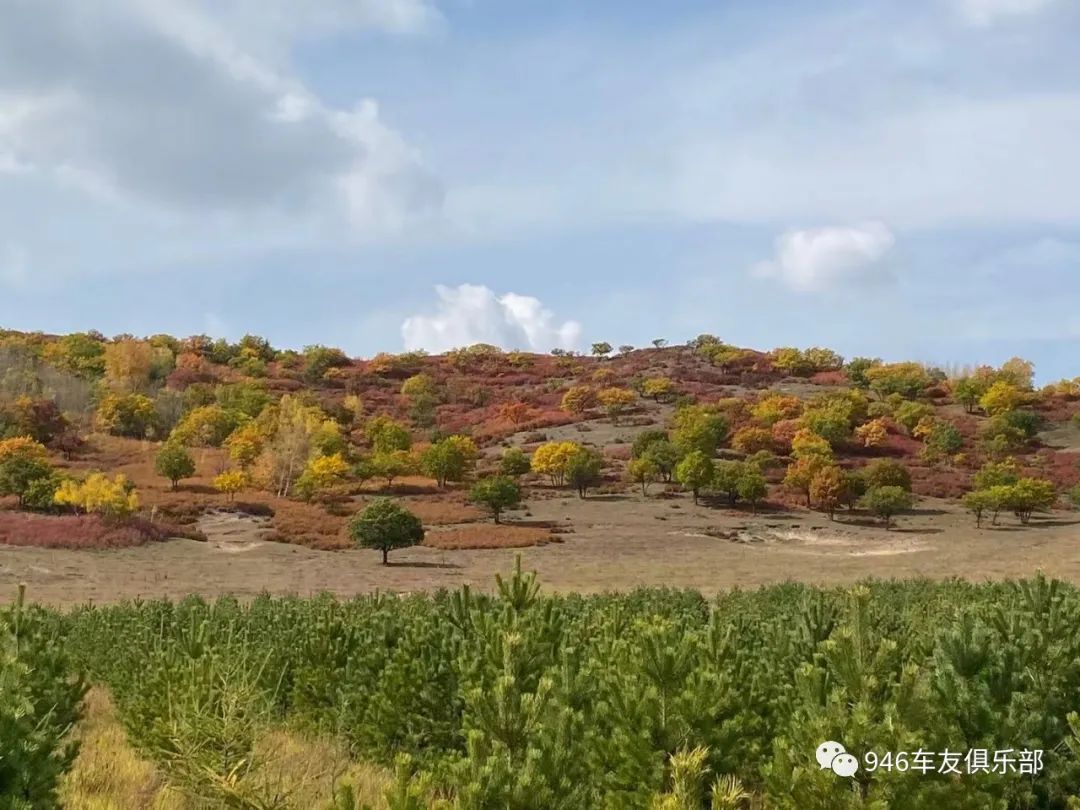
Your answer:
[3,496,1080,606]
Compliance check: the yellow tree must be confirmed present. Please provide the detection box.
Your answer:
[809,465,847,519]
[561,386,598,415]
[213,470,248,501]
[980,381,1024,415]
[103,339,155,392]
[54,473,139,517]
[642,377,675,402]
[784,456,829,508]
[598,388,636,424]
[532,441,581,486]
[854,418,889,448]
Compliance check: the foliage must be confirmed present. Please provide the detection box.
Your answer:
[0,439,55,509]
[566,446,604,498]
[631,430,669,459]
[854,418,888,448]
[597,387,636,424]
[347,498,424,564]
[980,381,1024,416]
[0,396,68,444]
[154,442,195,490]
[499,447,531,478]
[561,385,598,415]
[421,436,479,488]
[864,362,932,399]
[809,465,847,519]
[893,400,934,433]
[973,458,1020,491]
[366,416,413,454]
[591,342,613,357]
[96,393,159,439]
[213,470,249,500]
[862,458,912,492]
[0,586,87,809]
[672,406,729,457]
[369,450,417,488]
[751,395,802,427]
[860,485,914,528]
[531,441,581,487]
[783,455,829,507]
[303,345,351,382]
[296,453,351,500]
[790,429,833,461]
[469,476,523,523]
[54,473,139,517]
[844,356,882,388]
[642,377,676,402]
[675,450,714,504]
[731,426,773,455]
[626,457,659,496]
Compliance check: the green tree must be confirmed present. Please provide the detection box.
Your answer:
[469,476,522,523]
[367,416,413,454]
[0,450,54,508]
[963,490,995,528]
[675,450,714,505]
[643,440,680,483]
[860,486,914,529]
[736,468,768,513]
[672,406,728,457]
[631,430,669,459]
[973,458,1020,490]
[627,457,659,496]
[420,436,478,487]
[862,458,912,492]
[566,447,603,498]
[499,447,531,478]
[348,498,424,564]
[1007,478,1056,524]
[591,342,613,358]
[155,442,195,490]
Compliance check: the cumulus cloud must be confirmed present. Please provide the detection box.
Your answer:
[0,0,441,234]
[954,0,1056,26]
[752,222,896,293]
[401,284,582,353]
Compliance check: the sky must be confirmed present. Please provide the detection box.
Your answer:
[1,0,1079,380]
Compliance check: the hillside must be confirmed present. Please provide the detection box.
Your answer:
[1,328,1080,603]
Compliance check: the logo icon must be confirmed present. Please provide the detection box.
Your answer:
[816,741,860,777]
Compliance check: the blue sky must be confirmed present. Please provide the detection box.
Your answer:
[1,0,1079,380]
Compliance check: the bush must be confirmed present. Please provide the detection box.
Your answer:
[469,476,522,523]
[154,442,195,490]
[860,485,914,528]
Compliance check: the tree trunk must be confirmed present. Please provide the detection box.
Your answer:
[382,548,388,565]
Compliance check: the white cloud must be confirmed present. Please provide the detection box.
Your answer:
[954,0,1055,26]
[0,0,441,236]
[401,284,582,353]
[752,222,896,293]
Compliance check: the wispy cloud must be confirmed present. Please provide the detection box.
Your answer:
[752,222,896,293]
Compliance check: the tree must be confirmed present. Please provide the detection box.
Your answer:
[469,476,522,523]
[500,447,531,478]
[0,438,53,507]
[626,457,658,496]
[598,388,636,424]
[498,401,532,427]
[893,401,934,434]
[532,441,581,487]
[864,362,932,399]
[631,430,669,458]
[924,421,963,459]
[295,453,351,500]
[860,486,914,529]
[566,447,603,498]
[370,450,416,488]
[973,459,1020,491]
[980,381,1024,416]
[96,393,158,438]
[672,406,728,457]
[854,419,889,448]
[809,466,847,520]
[618,345,634,355]
[213,470,248,501]
[712,461,746,506]
[103,338,155,392]
[155,442,195,490]
[54,473,139,517]
[952,377,989,414]
[591,342,613,358]
[845,357,882,389]
[963,490,995,528]
[366,415,413,453]
[401,373,440,426]
[651,338,668,349]
[0,397,68,444]
[225,422,264,470]
[302,344,351,382]
[791,429,833,461]
[862,459,912,492]
[172,405,247,447]
[675,450,714,504]
[642,377,676,402]
[561,386,598,415]
[1007,478,1056,524]
[737,468,768,513]
[642,440,680,483]
[421,436,478,487]
[732,426,774,454]
[348,498,424,564]
[783,456,829,508]
[751,395,802,427]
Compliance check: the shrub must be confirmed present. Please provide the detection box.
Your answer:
[861,486,914,529]
[499,448,531,478]
[154,442,195,490]
[862,459,912,492]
